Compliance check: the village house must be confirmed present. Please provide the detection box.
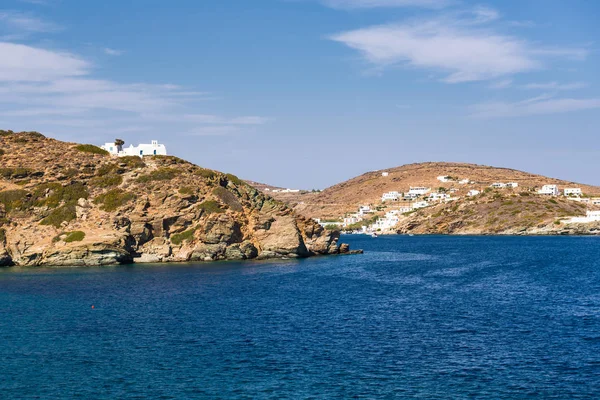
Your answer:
[437,176,451,182]
[357,205,373,216]
[408,187,431,196]
[373,211,400,230]
[398,206,411,213]
[381,191,400,202]
[538,184,560,196]
[566,210,600,223]
[101,139,167,157]
[343,214,363,227]
[411,201,429,209]
[564,188,583,196]
[592,198,600,205]
[428,192,451,202]
[459,179,470,184]
[381,172,389,177]
[467,189,480,196]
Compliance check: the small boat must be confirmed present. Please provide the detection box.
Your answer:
[370,232,378,238]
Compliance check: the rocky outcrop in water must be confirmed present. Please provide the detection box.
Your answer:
[0,131,353,266]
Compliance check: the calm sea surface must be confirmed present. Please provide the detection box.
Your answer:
[1,235,600,399]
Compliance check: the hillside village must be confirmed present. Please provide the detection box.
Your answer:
[311,171,600,235]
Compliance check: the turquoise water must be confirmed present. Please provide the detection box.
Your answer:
[1,235,600,398]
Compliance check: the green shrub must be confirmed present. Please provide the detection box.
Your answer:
[170,228,196,245]
[40,204,76,228]
[549,199,558,204]
[137,167,179,183]
[0,228,5,243]
[0,130,14,137]
[519,192,530,197]
[64,231,85,243]
[198,200,224,214]
[178,186,194,195]
[0,167,32,179]
[0,189,29,212]
[195,168,217,179]
[0,149,4,156]
[75,144,109,156]
[212,187,243,212]
[119,156,146,169]
[33,182,89,208]
[226,173,243,186]
[91,174,123,188]
[94,189,135,212]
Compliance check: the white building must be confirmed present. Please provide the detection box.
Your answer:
[506,182,519,188]
[398,206,412,213]
[564,188,583,196]
[538,185,560,196]
[358,205,373,216]
[412,201,429,209]
[101,140,167,157]
[491,182,506,188]
[408,187,431,196]
[437,176,451,183]
[382,191,401,202]
[566,210,600,223]
[373,211,400,230]
[592,198,600,205]
[467,189,480,196]
[459,179,470,184]
[343,214,363,227]
[428,193,451,202]
[381,172,389,177]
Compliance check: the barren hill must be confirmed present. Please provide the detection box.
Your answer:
[286,162,600,219]
[0,130,352,267]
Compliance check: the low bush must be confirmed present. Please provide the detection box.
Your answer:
[198,200,224,214]
[178,186,194,195]
[33,182,89,208]
[226,173,243,186]
[0,149,4,156]
[170,228,196,245]
[0,189,29,212]
[64,231,86,243]
[91,174,123,188]
[195,168,217,179]
[40,204,77,228]
[94,189,135,212]
[0,167,32,180]
[137,168,180,183]
[119,156,146,169]
[0,228,5,243]
[75,144,109,156]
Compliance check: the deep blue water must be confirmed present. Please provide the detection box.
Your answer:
[1,236,600,399]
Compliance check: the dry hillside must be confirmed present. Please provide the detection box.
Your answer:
[0,130,352,266]
[288,162,600,219]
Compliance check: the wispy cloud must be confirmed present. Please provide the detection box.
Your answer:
[329,7,588,83]
[522,81,588,91]
[321,0,450,9]
[0,41,268,137]
[104,47,124,56]
[0,10,60,37]
[470,95,600,118]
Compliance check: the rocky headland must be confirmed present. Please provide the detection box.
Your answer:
[0,131,357,267]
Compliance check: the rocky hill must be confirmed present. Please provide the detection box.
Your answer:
[396,190,600,235]
[289,162,600,219]
[0,130,353,267]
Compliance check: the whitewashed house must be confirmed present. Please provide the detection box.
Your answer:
[398,206,412,213]
[538,185,560,196]
[408,187,431,196]
[374,211,400,230]
[428,193,450,202]
[381,172,389,177]
[491,182,506,188]
[343,214,363,227]
[101,140,167,157]
[592,198,600,205]
[411,201,429,209]
[506,182,519,188]
[459,179,470,184]
[467,189,481,196]
[358,205,373,216]
[566,210,600,223]
[437,176,451,182]
[564,188,583,196]
[381,191,400,202]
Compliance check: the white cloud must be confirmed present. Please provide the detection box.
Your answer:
[329,8,588,83]
[104,47,124,56]
[470,95,600,118]
[321,0,450,9]
[522,81,588,91]
[0,41,268,137]
[0,10,60,34]
[0,42,89,81]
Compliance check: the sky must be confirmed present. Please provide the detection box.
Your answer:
[0,0,599,189]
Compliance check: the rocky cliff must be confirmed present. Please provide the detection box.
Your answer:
[0,131,354,267]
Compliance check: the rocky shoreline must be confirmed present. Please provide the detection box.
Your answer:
[0,131,359,267]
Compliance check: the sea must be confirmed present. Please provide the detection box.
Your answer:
[1,235,599,399]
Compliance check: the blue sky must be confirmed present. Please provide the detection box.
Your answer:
[1,0,599,188]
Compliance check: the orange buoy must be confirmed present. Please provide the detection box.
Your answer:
[91,305,95,309]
